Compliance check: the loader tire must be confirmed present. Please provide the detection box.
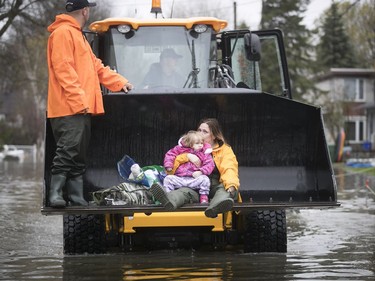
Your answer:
[243,210,287,253]
[63,214,107,254]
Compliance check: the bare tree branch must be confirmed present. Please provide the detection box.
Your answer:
[0,0,45,38]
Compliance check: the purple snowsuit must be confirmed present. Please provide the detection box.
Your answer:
[163,143,215,195]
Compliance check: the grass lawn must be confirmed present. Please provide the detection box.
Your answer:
[333,162,375,176]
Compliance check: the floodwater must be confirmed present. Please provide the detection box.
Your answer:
[0,161,374,281]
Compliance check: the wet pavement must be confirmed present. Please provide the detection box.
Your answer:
[0,160,374,280]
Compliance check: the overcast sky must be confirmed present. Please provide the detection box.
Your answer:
[107,0,334,30]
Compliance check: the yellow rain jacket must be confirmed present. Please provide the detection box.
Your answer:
[173,142,240,191]
[47,14,128,118]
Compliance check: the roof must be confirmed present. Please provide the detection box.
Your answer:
[360,103,375,110]
[317,68,375,81]
[89,17,228,33]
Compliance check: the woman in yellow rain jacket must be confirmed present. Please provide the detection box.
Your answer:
[46,0,133,208]
[150,118,240,218]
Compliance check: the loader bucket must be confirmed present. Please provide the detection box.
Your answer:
[43,89,337,207]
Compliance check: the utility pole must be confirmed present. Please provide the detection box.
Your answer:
[233,1,237,29]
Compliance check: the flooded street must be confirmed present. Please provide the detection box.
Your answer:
[0,161,374,280]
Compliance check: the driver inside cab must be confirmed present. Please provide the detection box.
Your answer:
[141,48,184,89]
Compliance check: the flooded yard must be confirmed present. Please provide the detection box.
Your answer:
[0,161,374,280]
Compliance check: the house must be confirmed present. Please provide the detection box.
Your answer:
[314,68,375,155]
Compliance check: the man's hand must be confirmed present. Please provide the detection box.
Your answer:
[122,82,133,93]
[78,107,89,115]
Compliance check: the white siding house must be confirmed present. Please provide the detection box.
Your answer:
[314,68,375,153]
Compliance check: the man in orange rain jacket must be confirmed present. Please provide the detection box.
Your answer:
[46,0,133,208]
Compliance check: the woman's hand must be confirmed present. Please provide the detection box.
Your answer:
[227,186,237,199]
[187,153,201,167]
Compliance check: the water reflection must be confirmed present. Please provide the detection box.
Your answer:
[0,161,374,280]
[61,252,290,281]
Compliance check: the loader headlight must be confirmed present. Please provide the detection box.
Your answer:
[117,24,131,34]
[193,24,208,33]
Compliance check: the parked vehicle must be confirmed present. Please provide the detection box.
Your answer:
[1,145,24,162]
[41,7,338,254]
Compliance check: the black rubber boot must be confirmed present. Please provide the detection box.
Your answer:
[150,184,199,210]
[205,188,234,218]
[66,175,88,206]
[49,173,67,208]
[150,183,177,210]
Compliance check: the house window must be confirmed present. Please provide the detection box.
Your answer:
[358,79,364,100]
[345,121,356,141]
[359,121,364,141]
[343,78,365,101]
[345,119,366,143]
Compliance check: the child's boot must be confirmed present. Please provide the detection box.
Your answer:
[200,194,209,203]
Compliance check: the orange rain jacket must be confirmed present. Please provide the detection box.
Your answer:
[47,14,128,118]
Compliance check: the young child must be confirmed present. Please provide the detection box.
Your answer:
[163,130,215,203]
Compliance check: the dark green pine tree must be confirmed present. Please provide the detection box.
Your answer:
[259,0,316,101]
[316,2,357,70]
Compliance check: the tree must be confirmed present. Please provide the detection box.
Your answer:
[315,2,357,71]
[340,0,375,69]
[168,1,227,21]
[0,0,48,38]
[259,0,316,101]
[0,1,62,145]
[237,20,249,29]
[308,1,375,152]
[0,0,111,146]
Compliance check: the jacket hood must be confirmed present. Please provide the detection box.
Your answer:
[177,137,212,154]
[202,143,212,154]
[47,14,81,33]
